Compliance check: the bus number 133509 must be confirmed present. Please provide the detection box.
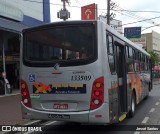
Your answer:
[71,75,91,81]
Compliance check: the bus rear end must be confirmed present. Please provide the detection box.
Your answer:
[20,21,109,124]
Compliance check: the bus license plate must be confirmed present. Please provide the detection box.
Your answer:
[54,104,68,109]
[48,114,70,119]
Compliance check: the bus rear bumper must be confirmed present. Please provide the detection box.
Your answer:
[21,102,89,123]
[21,102,110,124]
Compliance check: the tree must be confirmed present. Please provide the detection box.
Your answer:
[148,51,159,66]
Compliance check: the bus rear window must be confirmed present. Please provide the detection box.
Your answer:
[23,23,97,67]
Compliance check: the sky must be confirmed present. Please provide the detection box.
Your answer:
[50,0,160,34]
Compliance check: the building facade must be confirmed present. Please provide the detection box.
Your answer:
[129,31,160,66]
[141,31,160,55]
[0,0,50,94]
[129,31,160,53]
[129,35,147,50]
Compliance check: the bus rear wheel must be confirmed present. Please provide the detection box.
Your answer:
[128,93,136,118]
[145,83,150,100]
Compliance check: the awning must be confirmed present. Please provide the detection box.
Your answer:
[0,17,28,33]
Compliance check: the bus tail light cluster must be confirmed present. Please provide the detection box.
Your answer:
[21,80,32,108]
[90,77,104,110]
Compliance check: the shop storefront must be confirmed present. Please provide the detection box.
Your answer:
[0,19,27,94]
[0,0,50,94]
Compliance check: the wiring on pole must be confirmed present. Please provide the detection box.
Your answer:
[74,0,82,6]
[57,0,70,20]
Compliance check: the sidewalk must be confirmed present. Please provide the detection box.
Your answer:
[0,90,30,125]
[153,78,160,85]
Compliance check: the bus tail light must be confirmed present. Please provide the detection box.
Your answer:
[90,77,104,110]
[21,79,32,108]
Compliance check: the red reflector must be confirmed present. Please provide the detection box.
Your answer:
[95,115,102,118]
[95,91,100,96]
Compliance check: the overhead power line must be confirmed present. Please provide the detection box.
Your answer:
[122,16,160,26]
[112,9,160,13]
[142,24,160,31]
[115,10,145,22]
[112,3,160,26]
[74,0,82,6]
[113,5,150,22]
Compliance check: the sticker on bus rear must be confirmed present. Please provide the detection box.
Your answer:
[30,94,40,100]
[28,74,36,82]
[32,82,86,94]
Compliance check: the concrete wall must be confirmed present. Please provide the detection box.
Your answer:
[145,33,152,52]
[152,31,160,54]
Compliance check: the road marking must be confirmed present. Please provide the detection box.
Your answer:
[23,121,57,134]
[1,132,6,134]
[24,131,35,134]
[134,131,140,134]
[24,131,32,134]
[149,108,155,112]
[142,117,149,124]
[155,102,159,106]
[24,120,41,125]
[45,121,57,125]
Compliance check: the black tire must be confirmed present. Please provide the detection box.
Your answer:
[128,93,136,118]
[145,83,150,100]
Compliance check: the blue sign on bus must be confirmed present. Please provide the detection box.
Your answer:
[124,27,141,39]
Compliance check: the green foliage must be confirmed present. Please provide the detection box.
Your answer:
[148,51,158,65]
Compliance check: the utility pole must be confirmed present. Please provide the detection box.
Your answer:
[57,0,70,21]
[107,0,110,25]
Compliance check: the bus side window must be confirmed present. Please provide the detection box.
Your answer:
[127,60,134,73]
[107,35,114,54]
[146,57,149,71]
[108,55,116,73]
[129,47,133,58]
[134,62,140,72]
[106,34,115,73]
[133,49,136,60]
[125,46,129,58]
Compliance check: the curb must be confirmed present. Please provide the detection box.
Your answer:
[0,93,20,98]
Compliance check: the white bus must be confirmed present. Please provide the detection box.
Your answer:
[20,20,152,124]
